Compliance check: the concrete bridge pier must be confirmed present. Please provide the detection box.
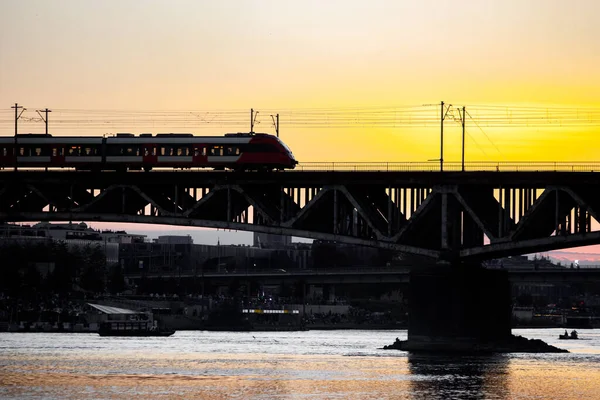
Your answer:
[402,263,512,352]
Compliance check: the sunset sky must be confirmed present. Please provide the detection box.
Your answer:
[1,1,600,256]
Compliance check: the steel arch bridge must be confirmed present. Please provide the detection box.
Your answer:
[2,165,600,261]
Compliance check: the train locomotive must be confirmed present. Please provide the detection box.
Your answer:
[0,132,298,171]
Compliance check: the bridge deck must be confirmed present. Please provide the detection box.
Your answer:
[2,170,600,186]
[2,170,600,261]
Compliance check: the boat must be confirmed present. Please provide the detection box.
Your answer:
[98,320,175,337]
[559,330,578,340]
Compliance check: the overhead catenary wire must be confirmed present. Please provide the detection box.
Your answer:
[2,104,600,132]
[463,129,489,159]
[465,110,503,156]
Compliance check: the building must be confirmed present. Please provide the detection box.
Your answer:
[156,235,194,245]
[253,232,292,249]
[0,222,126,265]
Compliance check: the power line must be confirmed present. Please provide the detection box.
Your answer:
[36,108,51,135]
[3,104,600,142]
[465,110,502,156]
[464,128,490,159]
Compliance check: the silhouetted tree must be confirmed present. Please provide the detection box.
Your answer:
[22,264,43,294]
[0,244,23,294]
[107,264,126,294]
[49,242,76,294]
[79,244,106,293]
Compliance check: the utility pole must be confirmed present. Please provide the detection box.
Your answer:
[440,101,444,172]
[36,108,52,135]
[250,108,259,134]
[439,101,452,172]
[11,103,26,172]
[461,106,466,172]
[271,113,279,137]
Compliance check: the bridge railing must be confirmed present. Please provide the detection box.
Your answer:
[4,162,600,173]
[293,162,600,172]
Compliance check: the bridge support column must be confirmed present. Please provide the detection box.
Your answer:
[402,263,511,352]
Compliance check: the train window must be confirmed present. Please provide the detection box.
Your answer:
[194,148,199,157]
[84,147,92,156]
[34,148,42,156]
[152,147,156,156]
[144,148,149,156]
[52,148,57,157]
[202,147,207,156]
[177,148,183,156]
[235,147,240,155]
[19,148,25,156]
[160,147,165,156]
[210,146,223,156]
[3,148,7,156]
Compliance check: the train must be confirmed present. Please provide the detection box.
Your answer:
[0,132,298,171]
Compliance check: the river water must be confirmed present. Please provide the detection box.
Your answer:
[1,328,600,399]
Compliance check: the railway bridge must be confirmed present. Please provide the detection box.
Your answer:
[2,161,600,350]
[1,161,600,262]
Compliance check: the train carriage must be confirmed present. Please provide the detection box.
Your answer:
[0,132,297,171]
[0,135,103,170]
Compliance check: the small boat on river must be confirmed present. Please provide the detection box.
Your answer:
[88,302,175,337]
[559,330,578,340]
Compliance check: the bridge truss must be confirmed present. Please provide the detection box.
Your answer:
[1,170,600,261]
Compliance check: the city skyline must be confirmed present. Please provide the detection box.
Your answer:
[8,221,598,265]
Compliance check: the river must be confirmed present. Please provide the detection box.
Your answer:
[1,328,600,399]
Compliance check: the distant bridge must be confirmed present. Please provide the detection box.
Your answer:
[2,164,600,261]
[126,266,600,285]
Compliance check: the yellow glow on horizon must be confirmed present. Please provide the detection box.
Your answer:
[1,1,599,163]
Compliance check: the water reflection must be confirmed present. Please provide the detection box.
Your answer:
[3,331,600,399]
[408,353,509,400]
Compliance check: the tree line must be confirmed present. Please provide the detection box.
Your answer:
[0,241,125,298]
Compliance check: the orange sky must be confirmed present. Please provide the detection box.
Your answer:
[1,1,600,256]
[1,1,600,162]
